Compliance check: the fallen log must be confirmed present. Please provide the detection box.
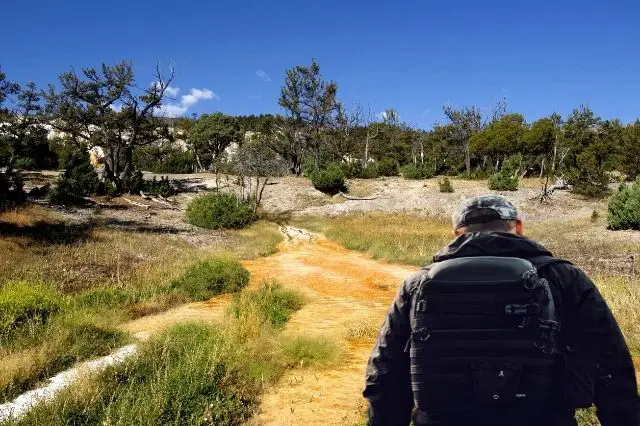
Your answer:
[122,197,150,209]
[336,192,380,201]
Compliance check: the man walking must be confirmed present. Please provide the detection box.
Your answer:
[364,195,638,425]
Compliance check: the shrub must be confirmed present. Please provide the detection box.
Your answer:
[0,168,25,211]
[488,172,518,191]
[231,281,304,329]
[144,176,175,198]
[488,154,521,191]
[134,147,196,174]
[607,180,640,230]
[439,177,454,193]
[361,164,380,179]
[375,157,399,177]
[49,148,100,205]
[400,163,434,180]
[171,258,250,301]
[0,281,63,338]
[339,162,363,179]
[186,192,255,229]
[565,150,610,198]
[280,336,338,367]
[310,164,347,195]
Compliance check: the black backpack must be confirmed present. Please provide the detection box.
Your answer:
[407,256,566,423]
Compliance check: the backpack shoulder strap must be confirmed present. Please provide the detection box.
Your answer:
[528,255,572,271]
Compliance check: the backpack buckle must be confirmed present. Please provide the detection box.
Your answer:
[522,271,542,290]
[538,319,561,332]
[417,300,427,312]
[505,303,541,316]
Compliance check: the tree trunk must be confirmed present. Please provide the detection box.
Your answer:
[464,140,471,174]
[552,134,558,172]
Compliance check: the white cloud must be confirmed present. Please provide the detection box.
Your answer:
[155,88,218,118]
[255,70,271,82]
[376,111,388,121]
[164,86,181,97]
[181,88,217,107]
[110,103,122,112]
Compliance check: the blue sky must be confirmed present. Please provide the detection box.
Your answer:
[2,0,640,129]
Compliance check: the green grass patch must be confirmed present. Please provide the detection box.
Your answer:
[74,287,131,309]
[170,258,250,301]
[230,281,305,329]
[280,336,338,368]
[0,310,126,403]
[0,281,63,341]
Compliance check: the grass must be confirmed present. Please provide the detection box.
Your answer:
[8,283,338,425]
[0,309,126,402]
[230,281,305,329]
[293,212,451,265]
[0,206,283,408]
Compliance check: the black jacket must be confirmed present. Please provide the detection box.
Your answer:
[363,232,639,426]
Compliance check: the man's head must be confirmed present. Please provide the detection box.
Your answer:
[452,195,523,236]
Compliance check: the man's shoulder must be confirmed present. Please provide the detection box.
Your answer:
[402,267,431,292]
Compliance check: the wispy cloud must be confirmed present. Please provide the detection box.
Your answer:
[255,70,271,82]
[155,88,218,118]
[110,103,122,112]
[376,111,387,121]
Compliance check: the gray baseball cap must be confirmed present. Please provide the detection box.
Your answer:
[452,195,520,230]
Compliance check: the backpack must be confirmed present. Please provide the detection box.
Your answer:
[407,256,566,423]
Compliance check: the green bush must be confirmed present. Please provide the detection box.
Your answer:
[566,150,611,199]
[439,177,454,193]
[400,163,434,180]
[361,164,380,179]
[457,171,485,180]
[231,281,304,328]
[186,192,255,229]
[607,181,640,230]
[171,258,250,301]
[134,147,196,174]
[339,162,363,179]
[488,172,518,191]
[310,164,347,195]
[0,281,63,338]
[375,157,399,177]
[0,168,25,210]
[488,154,521,191]
[49,148,100,205]
[144,176,175,198]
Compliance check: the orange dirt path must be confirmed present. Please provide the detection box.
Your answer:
[243,229,417,425]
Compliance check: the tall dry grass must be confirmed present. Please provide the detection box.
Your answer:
[294,212,451,265]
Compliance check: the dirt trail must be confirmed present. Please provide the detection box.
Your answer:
[244,227,416,425]
[117,226,416,425]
